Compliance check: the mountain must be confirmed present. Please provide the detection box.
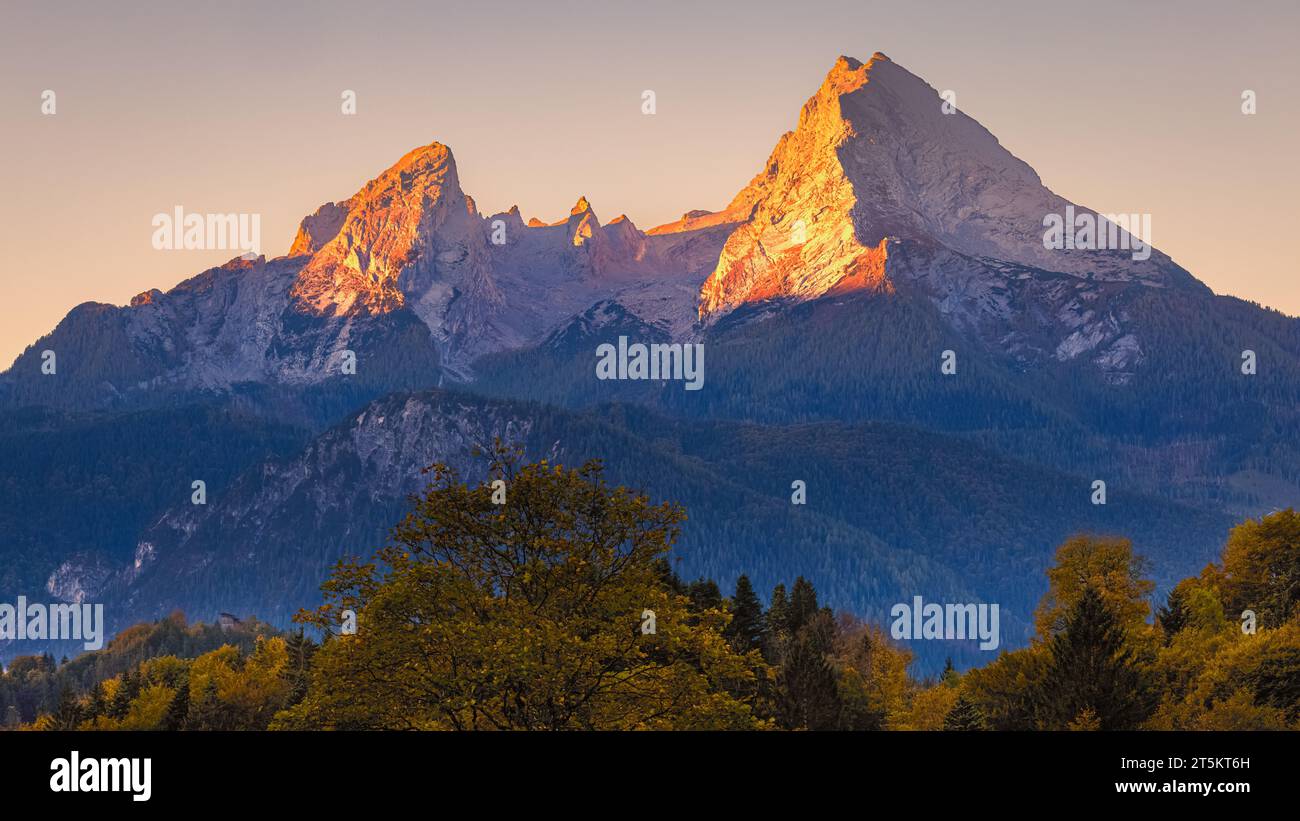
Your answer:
[2,51,1297,672]
[690,52,1218,402]
[472,53,1300,513]
[0,143,735,409]
[701,55,1198,312]
[0,402,307,600]
[6,52,1278,406]
[88,389,1228,671]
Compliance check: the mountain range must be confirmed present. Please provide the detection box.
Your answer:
[3,52,1296,671]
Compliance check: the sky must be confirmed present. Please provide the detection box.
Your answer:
[1,0,1297,367]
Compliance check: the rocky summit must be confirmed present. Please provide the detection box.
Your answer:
[2,52,1297,671]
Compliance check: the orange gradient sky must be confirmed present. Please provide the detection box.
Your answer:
[2,0,1297,367]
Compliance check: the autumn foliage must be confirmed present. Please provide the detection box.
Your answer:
[11,452,1300,732]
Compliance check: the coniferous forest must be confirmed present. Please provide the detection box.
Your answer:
[7,451,1297,732]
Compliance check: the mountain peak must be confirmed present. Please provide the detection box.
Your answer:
[826,54,864,79]
[699,50,1186,319]
[363,140,461,205]
[391,141,456,173]
[567,196,601,247]
[289,139,471,315]
[818,52,894,98]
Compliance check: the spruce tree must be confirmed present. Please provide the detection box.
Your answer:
[108,669,139,720]
[1156,586,1189,643]
[941,657,959,687]
[789,576,819,635]
[162,680,190,731]
[776,613,842,731]
[87,681,107,719]
[1035,586,1152,730]
[943,695,986,730]
[652,558,686,595]
[724,575,767,654]
[765,584,792,664]
[687,579,723,613]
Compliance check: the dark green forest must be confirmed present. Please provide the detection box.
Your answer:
[7,455,1297,731]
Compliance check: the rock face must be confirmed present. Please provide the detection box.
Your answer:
[278,143,749,369]
[0,51,1247,402]
[694,52,1209,377]
[291,143,476,317]
[0,142,742,407]
[45,554,114,603]
[700,55,895,318]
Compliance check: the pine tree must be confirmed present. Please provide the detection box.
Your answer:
[724,575,766,654]
[943,696,986,730]
[776,611,841,730]
[87,681,107,719]
[686,579,723,613]
[789,576,819,635]
[161,680,190,731]
[1035,586,1152,730]
[1156,585,1189,643]
[941,657,959,688]
[652,558,686,595]
[765,584,792,664]
[108,669,139,720]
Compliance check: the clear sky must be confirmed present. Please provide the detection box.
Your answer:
[2,0,1297,367]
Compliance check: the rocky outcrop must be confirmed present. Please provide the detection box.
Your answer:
[0,51,1227,409]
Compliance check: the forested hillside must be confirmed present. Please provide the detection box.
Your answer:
[97,394,1232,671]
[0,403,307,617]
[473,287,1300,516]
[11,455,1297,731]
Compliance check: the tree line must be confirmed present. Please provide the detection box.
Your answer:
[9,449,1299,730]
